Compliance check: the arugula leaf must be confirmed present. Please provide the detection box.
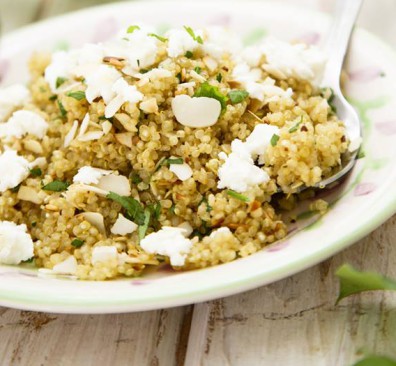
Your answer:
[184,26,203,44]
[106,191,146,225]
[335,264,396,304]
[56,77,67,89]
[148,33,168,42]
[270,134,280,147]
[289,116,303,133]
[57,100,67,118]
[42,180,70,192]
[29,168,42,177]
[226,190,250,202]
[185,51,193,59]
[193,82,228,112]
[353,355,396,366]
[71,238,84,248]
[66,91,86,101]
[228,90,249,104]
[127,25,140,33]
[138,208,151,240]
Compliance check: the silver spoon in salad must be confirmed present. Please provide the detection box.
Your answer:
[299,0,363,191]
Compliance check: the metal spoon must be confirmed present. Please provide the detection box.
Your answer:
[288,0,363,192]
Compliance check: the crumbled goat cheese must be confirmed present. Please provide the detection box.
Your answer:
[166,28,202,58]
[217,139,270,192]
[73,166,113,185]
[203,26,242,59]
[169,162,193,181]
[44,51,76,92]
[0,84,30,120]
[0,221,34,265]
[110,213,138,235]
[0,150,30,192]
[105,78,143,118]
[209,227,233,239]
[140,227,193,266]
[91,246,118,265]
[0,110,48,139]
[52,256,78,275]
[172,95,221,128]
[244,124,280,164]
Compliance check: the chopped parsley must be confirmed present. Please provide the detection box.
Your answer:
[57,100,67,118]
[22,257,34,264]
[357,150,366,159]
[193,82,228,112]
[194,66,202,74]
[185,51,193,59]
[155,157,184,172]
[29,168,42,177]
[42,180,70,192]
[270,134,280,147]
[288,116,303,133]
[138,208,151,240]
[71,238,84,248]
[127,25,140,33]
[176,72,182,82]
[184,26,203,44]
[321,87,337,113]
[130,172,143,184]
[191,220,212,239]
[56,77,67,89]
[66,91,86,101]
[106,192,146,225]
[49,95,57,101]
[216,73,222,83]
[148,33,168,42]
[31,221,37,227]
[226,190,250,202]
[228,90,249,104]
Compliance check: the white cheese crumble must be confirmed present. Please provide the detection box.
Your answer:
[172,95,221,128]
[110,213,138,235]
[105,78,143,118]
[0,221,34,265]
[140,227,193,266]
[0,84,30,120]
[91,246,118,265]
[203,26,242,59]
[52,256,78,275]
[0,110,48,139]
[169,162,193,181]
[166,28,203,58]
[209,226,233,239]
[0,150,30,193]
[244,124,280,164]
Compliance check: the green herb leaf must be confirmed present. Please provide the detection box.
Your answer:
[42,180,70,192]
[191,220,212,240]
[66,91,86,101]
[216,73,222,83]
[138,208,151,240]
[184,26,203,44]
[353,355,396,366]
[71,238,84,248]
[357,150,366,159]
[56,77,67,89]
[49,95,57,101]
[130,172,143,184]
[228,90,249,104]
[226,190,250,202]
[127,25,140,34]
[270,134,280,147]
[199,196,212,212]
[11,184,21,193]
[288,116,303,133]
[22,257,34,264]
[29,168,42,177]
[193,82,228,112]
[57,100,67,118]
[148,33,168,42]
[185,51,193,59]
[194,66,202,74]
[31,221,37,227]
[335,264,396,304]
[155,157,184,172]
[321,87,337,113]
[106,192,145,225]
[169,204,176,215]
[176,72,182,82]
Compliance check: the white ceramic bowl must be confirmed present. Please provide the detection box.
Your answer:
[0,1,395,313]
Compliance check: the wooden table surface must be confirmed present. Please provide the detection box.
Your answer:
[0,1,395,365]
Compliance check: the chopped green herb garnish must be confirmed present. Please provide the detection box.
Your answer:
[353,355,396,366]
[176,72,182,82]
[71,238,84,248]
[66,91,86,101]
[228,90,249,104]
[22,257,34,264]
[57,100,67,118]
[155,157,184,172]
[194,66,202,74]
[226,190,250,202]
[148,33,168,42]
[137,59,140,67]
[49,95,57,101]
[11,184,21,193]
[140,68,150,74]
[357,150,366,159]
[199,196,212,212]
[169,204,176,215]
[42,180,70,192]
[127,25,140,33]
[138,208,151,240]
[191,220,212,239]
[193,82,228,112]
[288,116,303,133]
[321,87,337,113]
[98,115,108,120]
[184,26,203,44]
[29,168,42,177]
[130,172,143,184]
[270,134,280,147]
[185,51,193,59]
[335,264,396,304]
[216,73,222,83]
[56,77,67,89]
[106,192,145,225]
[31,221,37,227]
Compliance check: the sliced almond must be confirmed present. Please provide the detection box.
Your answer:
[169,162,193,181]
[97,174,131,196]
[64,120,79,147]
[23,140,43,154]
[139,98,158,114]
[78,131,104,141]
[81,212,106,235]
[102,120,113,135]
[17,186,43,204]
[203,56,218,72]
[115,132,133,148]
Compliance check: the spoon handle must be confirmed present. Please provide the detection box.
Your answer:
[322,0,363,88]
